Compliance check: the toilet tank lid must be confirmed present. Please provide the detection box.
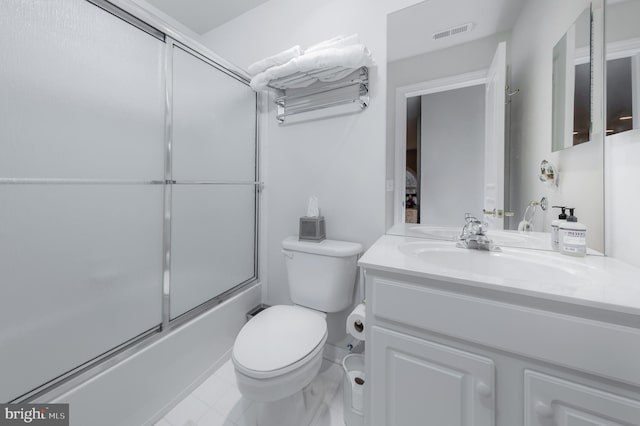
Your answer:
[282,236,363,257]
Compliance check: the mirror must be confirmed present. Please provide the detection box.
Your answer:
[605,0,639,136]
[386,0,605,253]
[552,8,592,151]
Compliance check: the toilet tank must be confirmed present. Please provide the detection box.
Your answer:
[282,237,363,313]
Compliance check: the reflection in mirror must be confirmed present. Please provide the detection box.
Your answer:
[552,8,592,151]
[605,0,639,135]
[386,0,605,253]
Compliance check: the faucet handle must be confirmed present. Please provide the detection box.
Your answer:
[477,221,487,235]
[464,213,480,224]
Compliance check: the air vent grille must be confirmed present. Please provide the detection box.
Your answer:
[433,22,474,40]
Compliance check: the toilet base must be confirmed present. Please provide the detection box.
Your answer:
[254,381,325,426]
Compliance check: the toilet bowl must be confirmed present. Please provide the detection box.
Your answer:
[232,237,362,426]
[233,305,328,402]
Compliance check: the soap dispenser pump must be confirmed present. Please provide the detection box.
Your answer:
[551,206,568,251]
[558,208,587,257]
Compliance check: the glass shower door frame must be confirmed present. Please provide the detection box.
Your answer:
[161,38,262,329]
[12,2,261,403]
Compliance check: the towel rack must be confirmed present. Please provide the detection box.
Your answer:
[271,67,369,124]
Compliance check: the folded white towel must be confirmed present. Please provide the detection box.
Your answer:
[305,34,360,53]
[250,44,373,91]
[247,45,302,76]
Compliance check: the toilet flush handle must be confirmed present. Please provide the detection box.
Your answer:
[281,249,294,259]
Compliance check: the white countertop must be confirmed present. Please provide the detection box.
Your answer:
[359,234,640,316]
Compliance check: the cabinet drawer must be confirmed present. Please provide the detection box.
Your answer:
[370,326,495,426]
[371,275,640,387]
[524,370,640,426]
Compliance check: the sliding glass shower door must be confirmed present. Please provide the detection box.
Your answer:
[0,0,166,402]
[170,46,257,319]
[0,0,258,403]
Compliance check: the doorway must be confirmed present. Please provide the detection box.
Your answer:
[394,42,507,230]
[406,85,486,225]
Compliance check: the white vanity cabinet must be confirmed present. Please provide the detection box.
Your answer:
[362,269,640,426]
[524,371,640,426]
[370,326,495,426]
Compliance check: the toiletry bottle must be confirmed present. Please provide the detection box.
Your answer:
[559,208,587,257]
[551,206,568,251]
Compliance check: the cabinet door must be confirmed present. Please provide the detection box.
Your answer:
[524,370,640,426]
[370,326,495,426]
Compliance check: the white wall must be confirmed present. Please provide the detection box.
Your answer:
[420,86,486,225]
[509,0,604,252]
[386,32,510,229]
[606,133,640,268]
[201,0,422,345]
[604,1,640,267]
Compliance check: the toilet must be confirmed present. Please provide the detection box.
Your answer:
[232,236,362,426]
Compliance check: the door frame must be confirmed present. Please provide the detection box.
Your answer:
[394,70,488,225]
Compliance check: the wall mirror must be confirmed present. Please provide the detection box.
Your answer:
[386,0,605,253]
[605,0,639,136]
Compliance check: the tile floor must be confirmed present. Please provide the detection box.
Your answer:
[155,358,346,426]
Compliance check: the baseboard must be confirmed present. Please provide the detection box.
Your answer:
[323,336,362,365]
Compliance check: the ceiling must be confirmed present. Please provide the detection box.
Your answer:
[145,0,271,34]
[388,0,526,62]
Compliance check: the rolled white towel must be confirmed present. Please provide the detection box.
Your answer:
[250,44,373,91]
[247,45,302,76]
[305,34,361,53]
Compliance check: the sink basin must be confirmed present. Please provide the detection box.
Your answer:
[397,241,598,293]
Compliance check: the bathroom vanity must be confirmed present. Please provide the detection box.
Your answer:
[359,235,640,426]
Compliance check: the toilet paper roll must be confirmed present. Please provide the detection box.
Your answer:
[348,370,365,412]
[346,303,366,341]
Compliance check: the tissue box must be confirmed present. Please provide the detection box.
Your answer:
[299,216,326,242]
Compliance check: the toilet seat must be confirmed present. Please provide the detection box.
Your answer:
[233,305,328,380]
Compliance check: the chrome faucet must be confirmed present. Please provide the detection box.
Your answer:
[457,213,500,252]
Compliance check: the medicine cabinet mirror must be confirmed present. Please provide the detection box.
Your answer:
[386,0,605,253]
[551,8,592,152]
[605,0,639,137]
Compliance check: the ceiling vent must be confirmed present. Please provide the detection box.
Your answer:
[432,22,475,41]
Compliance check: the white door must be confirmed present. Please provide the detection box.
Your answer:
[370,326,495,426]
[525,370,640,426]
[484,41,507,229]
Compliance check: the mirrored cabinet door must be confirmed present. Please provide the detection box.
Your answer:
[604,0,640,266]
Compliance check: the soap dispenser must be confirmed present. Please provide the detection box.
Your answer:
[558,208,587,257]
[551,206,568,251]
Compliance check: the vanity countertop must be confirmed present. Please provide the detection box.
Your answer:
[359,234,640,316]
